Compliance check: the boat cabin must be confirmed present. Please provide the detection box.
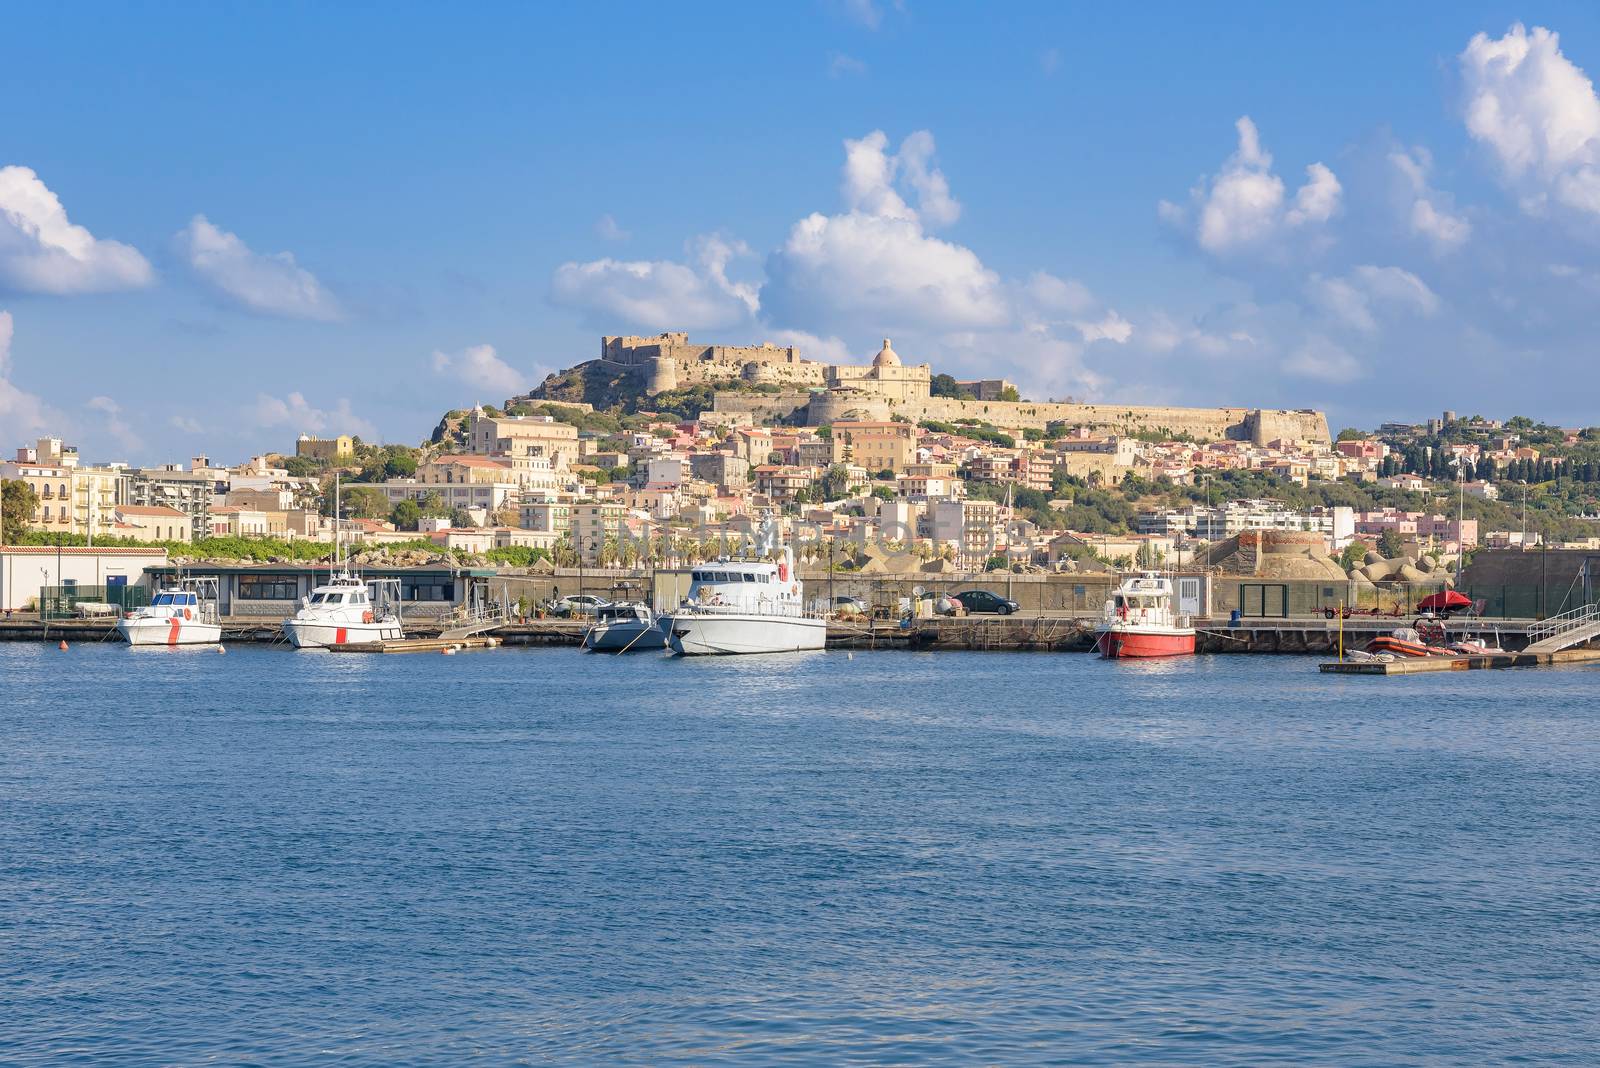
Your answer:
[684,560,801,612]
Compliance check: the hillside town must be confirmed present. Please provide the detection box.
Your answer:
[5,334,1600,602]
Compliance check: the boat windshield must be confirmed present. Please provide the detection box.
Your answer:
[154,593,174,606]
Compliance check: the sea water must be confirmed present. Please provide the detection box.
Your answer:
[2,644,1596,1064]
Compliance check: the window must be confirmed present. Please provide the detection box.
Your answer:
[401,580,452,602]
[239,575,299,600]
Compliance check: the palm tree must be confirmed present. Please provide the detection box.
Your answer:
[553,534,578,569]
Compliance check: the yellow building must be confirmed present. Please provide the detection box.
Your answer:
[2,456,73,533]
[467,409,579,471]
[296,434,355,462]
[830,420,918,474]
[112,505,192,543]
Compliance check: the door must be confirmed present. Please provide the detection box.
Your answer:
[1241,583,1288,618]
[1177,577,1202,616]
[106,573,127,608]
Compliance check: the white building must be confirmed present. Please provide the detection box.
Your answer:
[0,546,168,612]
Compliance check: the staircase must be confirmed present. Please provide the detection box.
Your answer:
[1524,603,1600,654]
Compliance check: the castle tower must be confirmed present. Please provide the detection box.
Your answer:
[646,355,678,394]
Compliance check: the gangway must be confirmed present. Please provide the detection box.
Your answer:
[1523,603,1600,654]
[437,580,505,641]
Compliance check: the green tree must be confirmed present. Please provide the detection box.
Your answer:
[2,479,39,543]
[340,486,392,520]
[1377,529,1405,559]
[282,455,325,478]
[818,464,855,500]
[390,499,423,531]
[998,385,1021,402]
[930,373,974,400]
[1339,540,1368,572]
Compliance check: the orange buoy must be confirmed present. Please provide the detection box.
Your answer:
[58,640,68,651]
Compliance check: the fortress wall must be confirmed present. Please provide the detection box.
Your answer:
[1245,409,1332,446]
[909,398,1253,439]
[709,391,814,423]
[802,394,1330,445]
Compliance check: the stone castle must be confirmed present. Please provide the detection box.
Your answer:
[571,333,1330,446]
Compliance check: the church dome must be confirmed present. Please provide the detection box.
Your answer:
[872,338,901,368]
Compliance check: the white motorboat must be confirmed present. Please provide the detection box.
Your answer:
[662,548,826,656]
[118,578,222,646]
[282,573,404,649]
[582,602,666,652]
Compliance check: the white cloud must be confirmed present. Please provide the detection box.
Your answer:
[176,215,340,320]
[1351,265,1439,314]
[251,391,374,438]
[1159,116,1341,258]
[765,210,1006,333]
[431,343,530,397]
[838,0,895,30]
[0,311,50,434]
[762,329,854,363]
[594,214,630,242]
[0,166,153,294]
[169,415,204,434]
[1285,334,1364,381]
[763,130,1004,335]
[86,395,141,454]
[1024,271,1098,315]
[1460,24,1600,217]
[828,52,867,78]
[1072,310,1134,345]
[1306,265,1438,333]
[550,233,759,330]
[1390,146,1471,250]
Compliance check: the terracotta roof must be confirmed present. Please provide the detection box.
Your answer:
[0,546,167,556]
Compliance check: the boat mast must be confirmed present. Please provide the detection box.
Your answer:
[334,471,342,580]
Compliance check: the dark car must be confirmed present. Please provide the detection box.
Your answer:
[951,590,1020,615]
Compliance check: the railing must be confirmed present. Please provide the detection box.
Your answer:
[1525,602,1600,644]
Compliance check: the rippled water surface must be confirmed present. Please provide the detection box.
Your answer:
[2,643,1597,1064]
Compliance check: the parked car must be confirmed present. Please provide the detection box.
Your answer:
[949,589,1020,615]
[549,594,610,618]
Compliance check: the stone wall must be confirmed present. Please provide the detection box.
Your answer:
[800,393,1330,444]
[709,391,814,424]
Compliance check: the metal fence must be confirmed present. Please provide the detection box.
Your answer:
[38,584,151,622]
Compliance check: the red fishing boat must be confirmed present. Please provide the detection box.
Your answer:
[1096,573,1196,659]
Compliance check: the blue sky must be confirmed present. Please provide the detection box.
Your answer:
[5,1,1600,463]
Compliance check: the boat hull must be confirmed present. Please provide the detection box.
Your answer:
[1364,636,1439,658]
[583,620,667,652]
[1095,626,1196,659]
[118,617,223,646]
[664,613,827,656]
[282,619,404,649]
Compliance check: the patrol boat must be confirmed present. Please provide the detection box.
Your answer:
[282,574,404,649]
[117,578,223,646]
[661,546,826,656]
